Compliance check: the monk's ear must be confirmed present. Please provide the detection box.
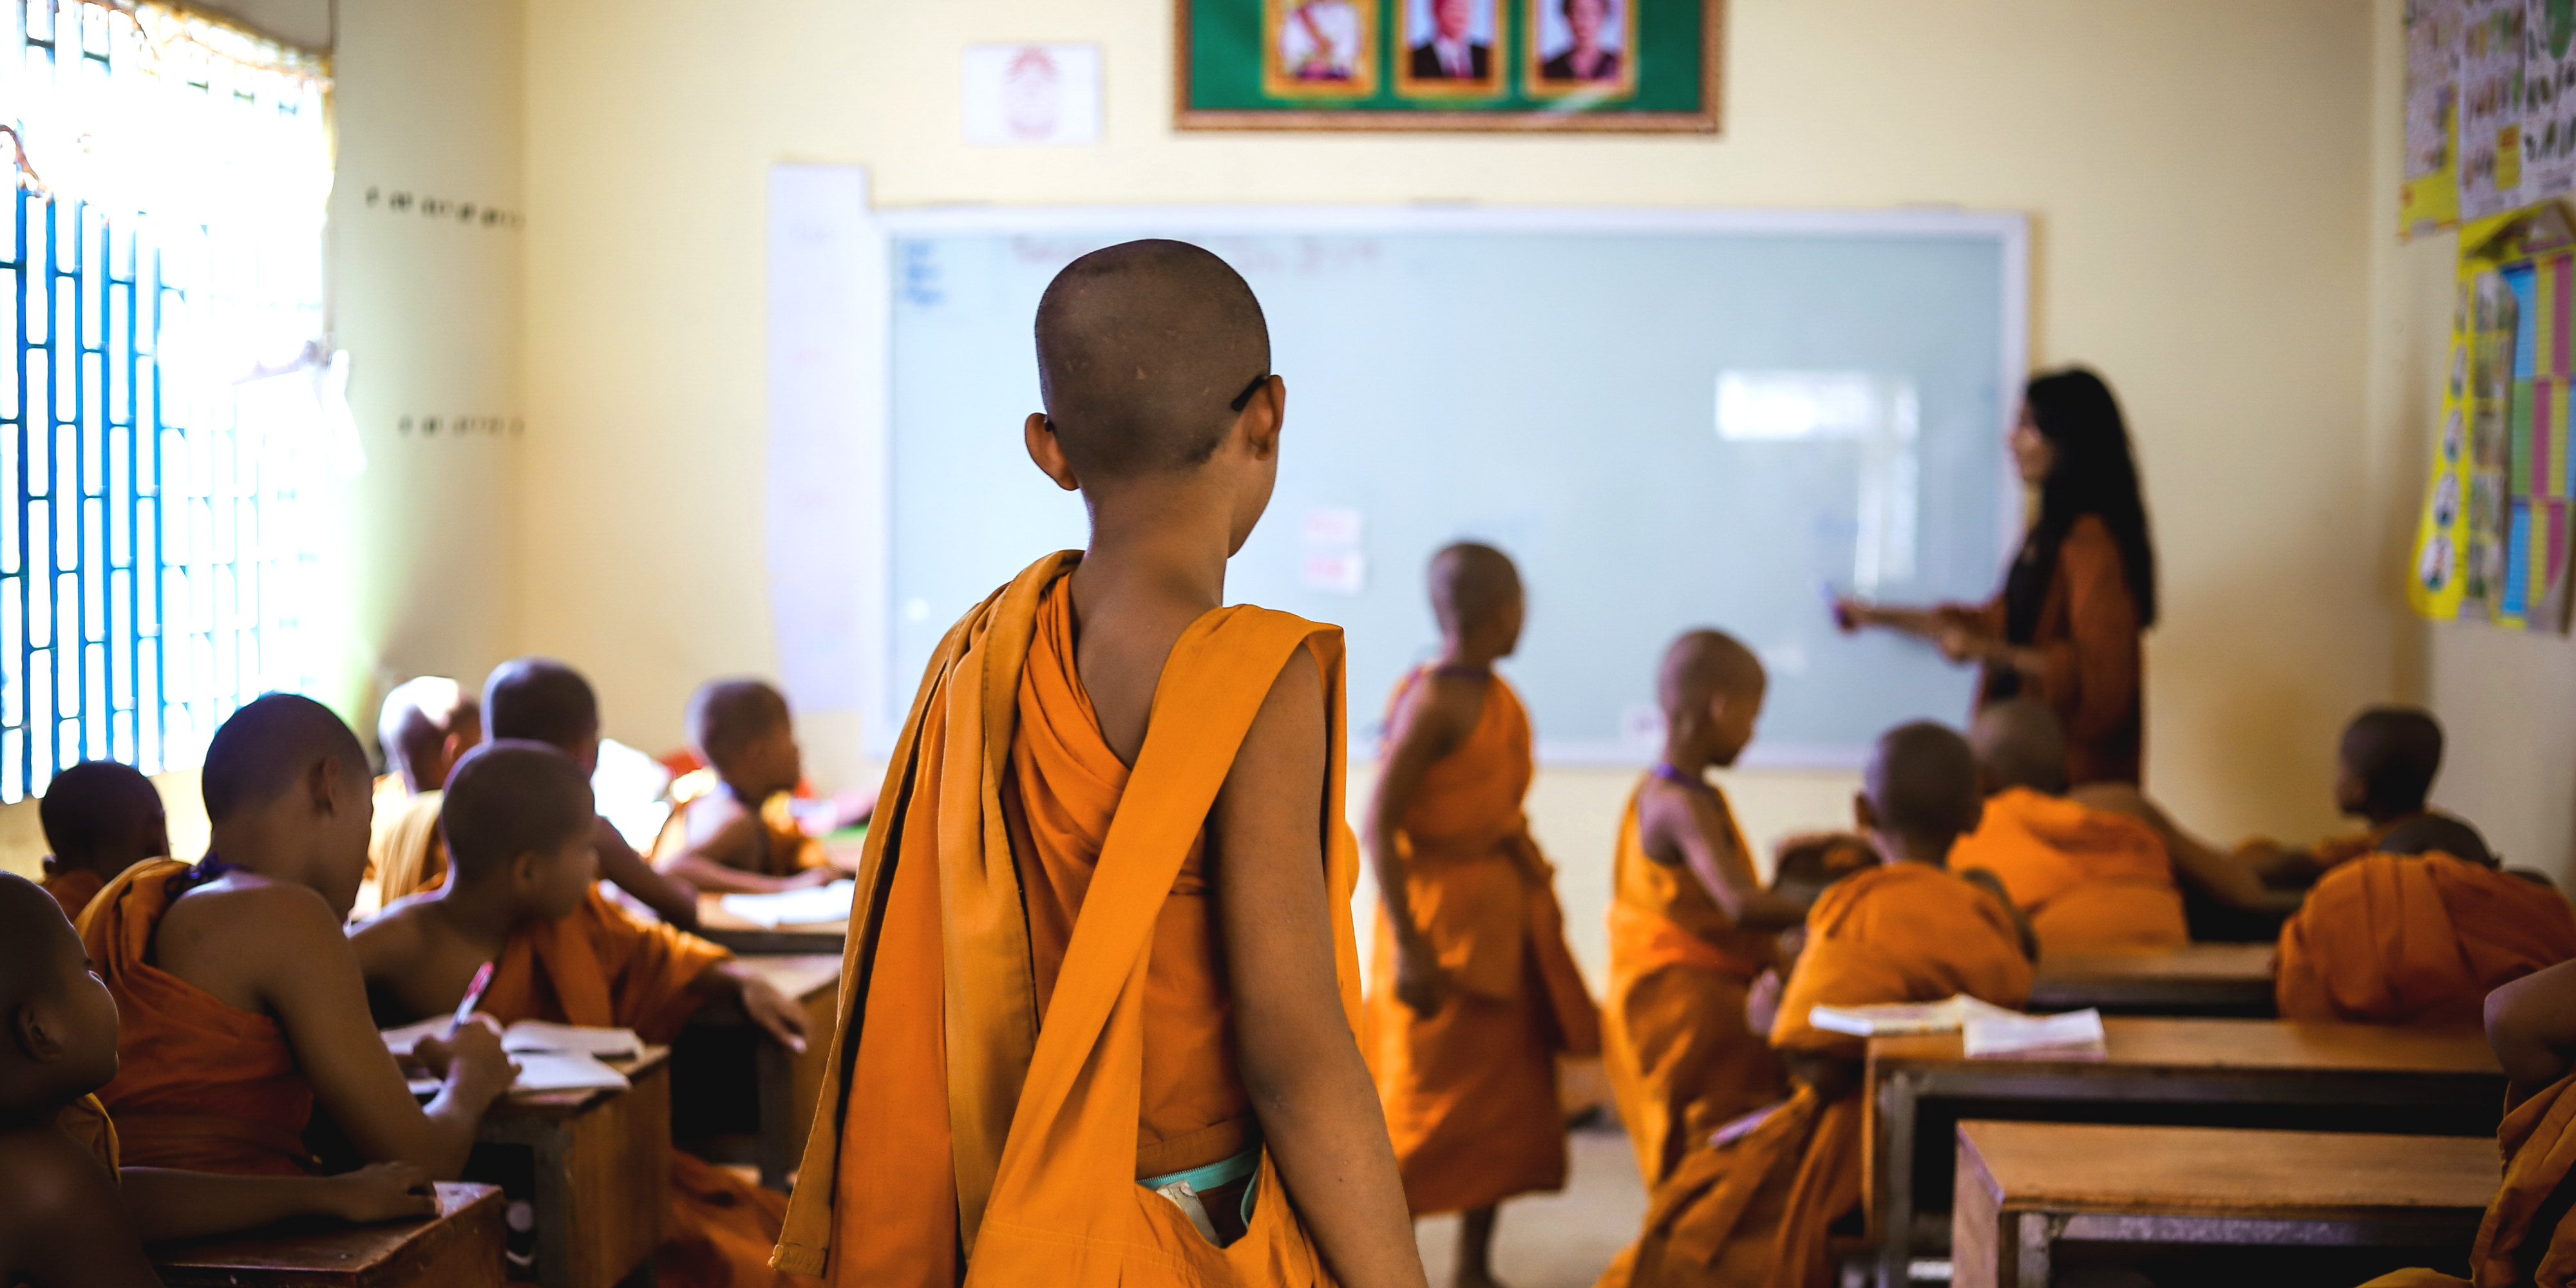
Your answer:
[1023,413,1081,493]
[1237,376,1285,462]
[13,1001,61,1064]
[510,850,544,895]
[1850,791,1878,833]
[307,755,345,815]
[40,853,65,880]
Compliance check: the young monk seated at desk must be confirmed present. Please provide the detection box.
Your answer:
[1604,630,1809,1192]
[38,760,168,923]
[1599,723,2035,1288]
[772,240,1424,1286]
[2275,814,2576,1027]
[650,679,870,896]
[1361,542,1600,1288]
[82,694,518,1180]
[2239,706,2450,891]
[350,740,811,1287]
[480,657,700,928]
[365,676,481,914]
[0,872,439,1287]
[1947,697,2186,956]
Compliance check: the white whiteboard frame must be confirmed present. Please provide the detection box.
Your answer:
[846,202,2032,766]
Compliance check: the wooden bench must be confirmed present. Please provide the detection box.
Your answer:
[156,1182,506,1287]
[1952,1122,2496,1288]
[475,1046,670,1288]
[679,953,843,1189]
[690,893,846,956]
[2028,943,2277,1017]
[1864,1018,2503,1288]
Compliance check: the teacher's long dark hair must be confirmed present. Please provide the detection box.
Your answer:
[1994,368,2157,697]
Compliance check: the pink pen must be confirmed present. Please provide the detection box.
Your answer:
[448,961,496,1038]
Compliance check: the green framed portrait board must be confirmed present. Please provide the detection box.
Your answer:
[1177,0,1722,132]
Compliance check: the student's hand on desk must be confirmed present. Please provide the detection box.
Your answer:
[732,969,811,1054]
[1743,968,1785,1037]
[1392,938,1447,1018]
[323,1162,438,1224]
[414,1015,518,1102]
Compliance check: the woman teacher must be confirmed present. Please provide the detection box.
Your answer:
[1837,368,2158,786]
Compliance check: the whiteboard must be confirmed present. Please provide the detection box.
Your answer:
[862,205,2027,767]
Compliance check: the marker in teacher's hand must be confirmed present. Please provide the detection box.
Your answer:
[1821,581,1857,632]
[448,961,496,1039]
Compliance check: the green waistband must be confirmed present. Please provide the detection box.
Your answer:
[1137,1142,1260,1195]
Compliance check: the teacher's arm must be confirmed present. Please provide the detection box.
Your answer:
[1835,598,1992,641]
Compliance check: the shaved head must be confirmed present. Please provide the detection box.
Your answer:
[1429,543,1522,638]
[441,741,595,884]
[2380,813,2494,868]
[1865,721,1983,845]
[0,871,68,1007]
[688,679,791,768]
[40,761,165,873]
[201,694,368,824]
[1656,630,1765,719]
[484,658,600,752]
[378,676,480,793]
[1034,240,1271,478]
[2341,707,2443,818]
[1969,699,2069,796]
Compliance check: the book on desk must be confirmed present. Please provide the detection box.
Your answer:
[383,1019,643,1096]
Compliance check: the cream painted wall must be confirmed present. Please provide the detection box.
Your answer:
[520,0,2398,940]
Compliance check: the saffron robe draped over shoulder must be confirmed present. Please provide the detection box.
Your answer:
[1361,667,1602,1216]
[478,887,790,1288]
[1947,786,2186,956]
[81,860,319,1175]
[650,773,828,879]
[772,553,1362,1287]
[2360,1066,2576,1287]
[41,867,104,923]
[1602,781,1783,1189]
[366,783,448,912]
[1597,864,2032,1288]
[2275,851,2576,1027]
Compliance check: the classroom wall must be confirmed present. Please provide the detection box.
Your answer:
[516,1,2398,975]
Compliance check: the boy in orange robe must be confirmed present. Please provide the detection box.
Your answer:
[350,741,811,1287]
[1603,630,1810,1191]
[2275,815,2576,1027]
[1948,698,2186,955]
[84,694,517,1179]
[1,871,439,1287]
[650,679,870,896]
[772,241,1424,1287]
[481,658,702,928]
[2234,706,2447,888]
[1599,723,2034,1288]
[365,676,482,913]
[1361,542,1602,1287]
[36,761,168,923]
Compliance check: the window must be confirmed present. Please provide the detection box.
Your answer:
[4,1,337,800]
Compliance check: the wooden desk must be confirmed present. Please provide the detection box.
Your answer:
[476,1046,670,1288]
[2028,943,2278,1017]
[1953,1122,2495,1288]
[156,1182,505,1287]
[691,894,846,956]
[681,954,842,1189]
[1866,1018,2503,1288]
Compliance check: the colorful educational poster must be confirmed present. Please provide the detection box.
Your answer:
[2406,0,2463,236]
[2461,0,2530,219]
[2520,0,2576,205]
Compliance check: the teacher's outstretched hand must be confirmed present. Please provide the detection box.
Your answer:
[1833,368,2157,788]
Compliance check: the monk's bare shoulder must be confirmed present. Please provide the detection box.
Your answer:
[683,791,752,845]
[0,1128,153,1287]
[1634,778,1690,868]
[158,879,353,1009]
[1390,672,1482,761]
[346,898,433,971]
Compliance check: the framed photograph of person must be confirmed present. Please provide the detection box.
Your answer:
[1526,0,1636,99]
[1177,0,1721,131]
[1392,0,1504,99]
[1264,0,1379,99]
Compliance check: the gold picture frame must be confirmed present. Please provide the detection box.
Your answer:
[1264,0,1381,99]
[1522,0,1638,100]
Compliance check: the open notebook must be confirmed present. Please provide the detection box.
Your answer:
[717,878,857,929]
[384,1019,639,1096]
[1806,995,2107,1058]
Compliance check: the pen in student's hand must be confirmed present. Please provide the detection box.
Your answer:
[448,961,496,1039]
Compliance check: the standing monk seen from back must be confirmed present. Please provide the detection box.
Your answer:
[773,240,1424,1288]
[1363,542,1600,1288]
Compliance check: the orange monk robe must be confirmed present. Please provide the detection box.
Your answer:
[774,553,1359,1286]
[40,867,105,923]
[1947,786,2186,956]
[650,771,828,879]
[2361,1066,2576,1288]
[2275,851,2576,1027]
[57,1093,120,1176]
[1602,782,1783,1189]
[81,860,319,1175]
[1598,864,2032,1288]
[1361,668,1602,1216]
[365,781,448,912]
[478,886,795,1288]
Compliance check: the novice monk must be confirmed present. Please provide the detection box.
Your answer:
[1603,630,1810,1190]
[37,761,169,923]
[366,676,481,911]
[0,873,437,1287]
[482,658,701,928]
[1599,723,2035,1288]
[773,240,1423,1287]
[1361,542,1601,1288]
[84,694,518,1177]
[2237,706,2448,887]
[350,741,810,1287]
[2275,814,2576,1027]
[651,679,870,896]
[1948,699,2186,956]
